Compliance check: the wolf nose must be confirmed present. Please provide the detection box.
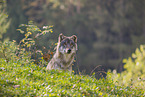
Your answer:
[67,49,71,54]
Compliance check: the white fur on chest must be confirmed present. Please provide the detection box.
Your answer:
[63,54,72,62]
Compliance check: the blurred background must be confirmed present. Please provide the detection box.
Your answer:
[1,0,145,76]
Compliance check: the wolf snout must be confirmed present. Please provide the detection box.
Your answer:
[67,49,71,54]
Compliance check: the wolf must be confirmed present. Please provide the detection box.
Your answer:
[46,33,77,71]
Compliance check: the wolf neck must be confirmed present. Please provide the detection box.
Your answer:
[63,53,73,62]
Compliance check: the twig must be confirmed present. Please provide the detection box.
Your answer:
[90,65,102,76]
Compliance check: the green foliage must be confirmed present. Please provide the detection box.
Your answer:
[0,0,10,41]
[17,21,53,65]
[0,40,33,66]
[0,21,53,66]
[108,45,145,90]
[18,21,53,51]
[0,57,144,96]
[0,41,17,61]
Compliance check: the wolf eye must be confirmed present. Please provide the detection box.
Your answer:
[63,42,66,46]
[70,43,74,47]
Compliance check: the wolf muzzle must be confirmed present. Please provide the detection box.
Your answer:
[67,49,71,54]
[65,48,72,54]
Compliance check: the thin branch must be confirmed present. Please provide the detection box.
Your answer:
[90,65,102,76]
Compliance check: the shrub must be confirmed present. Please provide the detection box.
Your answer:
[0,21,54,66]
[17,21,54,66]
[108,45,145,91]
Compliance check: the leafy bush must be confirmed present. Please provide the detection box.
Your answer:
[17,21,54,65]
[0,41,17,61]
[0,21,53,66]
[108,45,145,91]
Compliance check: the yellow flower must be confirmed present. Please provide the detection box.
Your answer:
[28,32,32,35]
[49,25,53,28]
[50,30,53,33]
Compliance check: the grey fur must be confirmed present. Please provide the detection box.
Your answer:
[46,33,77,71]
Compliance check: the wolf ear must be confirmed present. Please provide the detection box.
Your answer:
[71,35,77,43]
[59,33,65,42]
[71,35,78,50]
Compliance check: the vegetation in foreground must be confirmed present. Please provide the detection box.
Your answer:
[0,41,144,96]
[108,45,145,94]
[0,58,144,96]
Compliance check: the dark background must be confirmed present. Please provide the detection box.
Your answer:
[1,0,145,76]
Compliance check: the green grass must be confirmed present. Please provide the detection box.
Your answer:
[0,58,144,97]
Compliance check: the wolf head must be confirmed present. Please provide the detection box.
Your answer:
[58,33,77,54]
